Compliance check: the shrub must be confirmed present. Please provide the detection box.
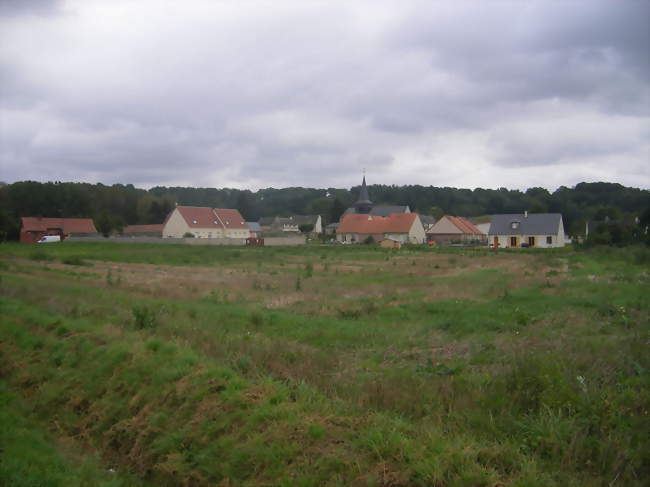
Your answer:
[29,250,52,262]
[132,304,159,329]
[183,232,195,238]
[304,262,313,278]
[61,255,89,266]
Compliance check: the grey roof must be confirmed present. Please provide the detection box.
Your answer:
[258,216,276,226]
[344,205,411,216]
[355,176,372,205]
[488,213,563,236]
[419,215,437,225]
[247,221,262,232]
[325,222,339,229]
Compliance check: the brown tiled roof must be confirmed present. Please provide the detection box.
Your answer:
[445,216,483,235]
[21,217,97,234]
[175,206,223,228]
[173,206,246,229]
[213,208,247,229]
[337,213,418,234]
[122,224,164,233]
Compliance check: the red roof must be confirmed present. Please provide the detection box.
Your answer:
[122,224,163,233]
[173,206,246,229]
[213,208,247,229]
[337,213,418,234]
[21,217,97,234]
[444,216,483,235]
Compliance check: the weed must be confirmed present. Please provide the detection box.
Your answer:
[61,255,89,266]
[304,262,313,278]
[295,275,302,291]
[29,250,52,262]
[132,304,159,329]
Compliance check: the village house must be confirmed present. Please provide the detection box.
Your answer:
[20,217,97,243]
[258,215,322,234]
[488,212,565,248]
[162,206,249,239]
[336,213,426,244]
[427,215,486,245]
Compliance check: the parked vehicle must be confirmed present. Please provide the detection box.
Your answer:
[37,235,61,243]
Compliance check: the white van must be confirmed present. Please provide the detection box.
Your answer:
[37,235,61,243]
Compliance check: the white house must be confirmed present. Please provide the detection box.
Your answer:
[162,206,249,239]
[488,212,565,248]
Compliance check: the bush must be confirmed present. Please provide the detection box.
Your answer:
[183,232,195,238]
[61,255,89,266]
[29,250,52,262]
[132,305,159,329]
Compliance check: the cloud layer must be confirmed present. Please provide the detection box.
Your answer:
[1,0,648,190]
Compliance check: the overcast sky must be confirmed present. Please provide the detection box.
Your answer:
[1,0,648,191]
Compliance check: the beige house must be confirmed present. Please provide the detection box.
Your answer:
[336,213,426,244]
[427,216,486,245]
[162,206,249,239]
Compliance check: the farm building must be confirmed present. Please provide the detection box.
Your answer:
[247,222,262,238]
[336,213,426,244]
[427,216,486,245]
[20,217,97,243]
[488,212,565,248]
[162,206,249,239]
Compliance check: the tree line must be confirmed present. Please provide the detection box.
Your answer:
[1,180,648,242]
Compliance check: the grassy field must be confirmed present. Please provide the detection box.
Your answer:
[0,242,648,486]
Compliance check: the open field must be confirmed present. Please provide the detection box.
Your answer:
[1,242,648,486]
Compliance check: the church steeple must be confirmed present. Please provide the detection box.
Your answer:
[354,172,373,214]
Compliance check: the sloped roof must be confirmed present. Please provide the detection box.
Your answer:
[21,217,97,234]
[446,216,483,235]
[337,213,418,234]
[344,205,411,216]
[213,208,247,229]
[122,224,163,233]
[247,221,262,232]
[488,213,563,236]
[355,176,372,205]
[419,215,437,225]
[175,206,223,228]
[173,206,246,229]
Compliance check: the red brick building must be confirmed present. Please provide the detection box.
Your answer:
[20,217,98,243]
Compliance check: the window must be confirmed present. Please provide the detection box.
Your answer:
[546,236,553,244]
[510,236,517,247]
[511,221,520,230]
[528,236,535,247]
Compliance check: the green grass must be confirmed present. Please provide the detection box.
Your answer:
[0,242,648,486]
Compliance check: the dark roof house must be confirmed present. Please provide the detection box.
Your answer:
[488,212,565,248]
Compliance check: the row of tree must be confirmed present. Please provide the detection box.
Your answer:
[0,180,648,242]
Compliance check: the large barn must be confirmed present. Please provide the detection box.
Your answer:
[20,217,97,243]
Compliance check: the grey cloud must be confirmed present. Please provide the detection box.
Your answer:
[0,1,648,190]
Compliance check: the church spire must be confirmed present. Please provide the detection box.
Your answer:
[355,172,373,214]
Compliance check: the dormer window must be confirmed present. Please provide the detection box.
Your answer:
[511,221,519,230]
[214,220,218,224]
[192,220,198,224]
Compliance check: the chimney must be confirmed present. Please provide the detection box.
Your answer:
[524,210,528,218]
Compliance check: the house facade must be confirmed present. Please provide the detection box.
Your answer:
[20,217,97,243]
[258,215,322,234]
[427,216,486,245]
[162,206,249,239]
[336,213,426,244]
[488,212,565,248]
